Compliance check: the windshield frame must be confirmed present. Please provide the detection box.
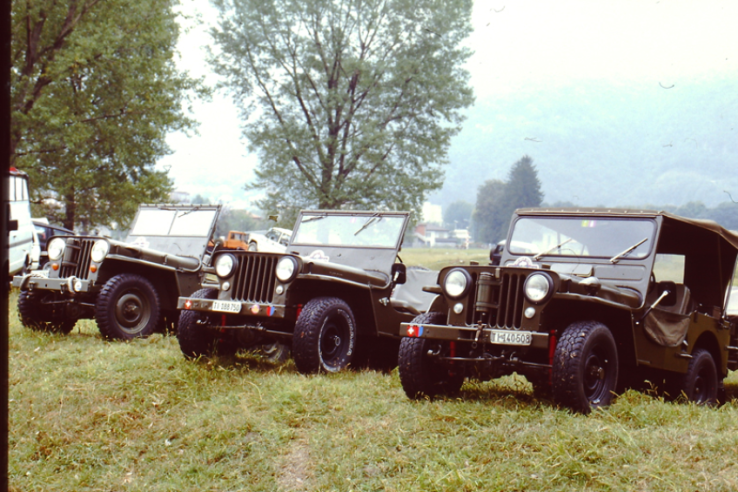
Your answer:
[291,211,409,250]
[506,216,658,262]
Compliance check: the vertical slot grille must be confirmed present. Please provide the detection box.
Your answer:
[230,254,278,303]
[60,239,95,280]
[497,272,526,329]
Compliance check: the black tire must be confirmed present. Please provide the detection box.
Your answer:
[248,242,257,251]
[95,274,160,340]
[677,348,719,405]
[292,297,357,373]
[552,321,619,413]
[177,288,235,359]
[17,290,76,334]
[398,312,465,399]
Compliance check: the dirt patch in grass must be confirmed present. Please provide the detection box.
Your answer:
[277,438,313,491]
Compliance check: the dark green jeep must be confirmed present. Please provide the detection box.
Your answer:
[176,210,438,373]
[398,208,738,413]
[13,204,221,340]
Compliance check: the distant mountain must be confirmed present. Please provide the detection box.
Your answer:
[434,75,738,209]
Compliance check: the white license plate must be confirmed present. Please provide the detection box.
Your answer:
[489,330,532,346]
[212,300,242,313]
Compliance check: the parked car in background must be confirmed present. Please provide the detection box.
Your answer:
[397,208,738,413]
[245,227,292,252]
[7,168,39,277]
[33,219,75,268]
[177,210,438,373]
[14,204,221,339]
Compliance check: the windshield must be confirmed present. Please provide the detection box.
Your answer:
[292,214,406,248]
[509,217,656,260]
[130,208,217,237]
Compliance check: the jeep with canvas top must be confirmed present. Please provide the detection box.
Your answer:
[397,208,738,413]
[177,210,438,373]
[13,204,221,340]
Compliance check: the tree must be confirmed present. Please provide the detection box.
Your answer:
[210,0,474,219]
[11,0,204,230]
[444,200,472,230]
[473,179,506,244]
[473,156,544,244]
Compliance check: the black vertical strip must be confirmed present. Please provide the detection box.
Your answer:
[2,0,12,481]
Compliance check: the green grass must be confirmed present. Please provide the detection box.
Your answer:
[9,289,738,492]
[400,248,490,271]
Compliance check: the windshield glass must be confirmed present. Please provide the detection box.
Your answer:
[292,214,406,248]
[130,208,217,237]
[509,217,656,260]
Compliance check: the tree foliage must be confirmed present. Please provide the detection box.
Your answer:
[11,0,204,230]
[443,200,472,229]
[474,155,544,244]
[210,0,474,220]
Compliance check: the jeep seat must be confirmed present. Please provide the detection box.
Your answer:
[390,268,439,315]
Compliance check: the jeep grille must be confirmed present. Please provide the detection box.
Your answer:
[229,254,278,303]
[60,238,95,280]
[470,271,526,329]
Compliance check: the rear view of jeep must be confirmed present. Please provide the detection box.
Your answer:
[397,208,738,413]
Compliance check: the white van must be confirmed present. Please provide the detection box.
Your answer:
[7,168,39,277]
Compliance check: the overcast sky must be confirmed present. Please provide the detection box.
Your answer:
[159,0,738,210]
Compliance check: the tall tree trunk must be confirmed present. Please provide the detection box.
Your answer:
[63,190,76,230]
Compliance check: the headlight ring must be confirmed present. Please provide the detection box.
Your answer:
[275,256,299,283]
[47,237,67,261]
[215,254,237,278]
[443,268,472,299]
[90,240,110,263]
[524,273,553,304]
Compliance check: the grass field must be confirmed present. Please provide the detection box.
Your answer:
[8,256,738,491]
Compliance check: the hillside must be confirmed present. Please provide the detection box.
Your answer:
[437,74,738,209]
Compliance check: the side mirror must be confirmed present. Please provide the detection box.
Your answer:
[659,280,678,307]
[391,263,407,285]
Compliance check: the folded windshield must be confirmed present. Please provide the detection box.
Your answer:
[293,214,406,248]
[509,217,655,260]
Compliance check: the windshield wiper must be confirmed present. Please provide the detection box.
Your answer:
[533,238,573,260]
[355,215,382,236]
[301,215,326,223]
[610,237,649,263]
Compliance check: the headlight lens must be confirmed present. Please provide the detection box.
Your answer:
[443,268,471,298]
[276,256,298,283]
[215,254,236,277]
[524,273,552,303]
[47,237,66,261]
[90,240,109,263]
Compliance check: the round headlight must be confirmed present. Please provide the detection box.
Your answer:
[215,254,236,277]
[90,240,109,263]
[443,268,472,299]
[524,273,553,304]
[47,237,66,261]
[276,256,298,283]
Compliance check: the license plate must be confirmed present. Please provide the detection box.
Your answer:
[489,330,532,346]
[212,300,241,313]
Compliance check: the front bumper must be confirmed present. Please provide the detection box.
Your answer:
[12,272,94,294]
[177,296,288,319]
[399,322,550,350]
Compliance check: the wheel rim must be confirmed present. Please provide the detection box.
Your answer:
[583,351,611,404]
[320,316,349,368]
[115,290,151,334]
[692,363,714,403]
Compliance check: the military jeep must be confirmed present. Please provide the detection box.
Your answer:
[13,204,221,340]
[176,210,438,373]
[398,208,738,413]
